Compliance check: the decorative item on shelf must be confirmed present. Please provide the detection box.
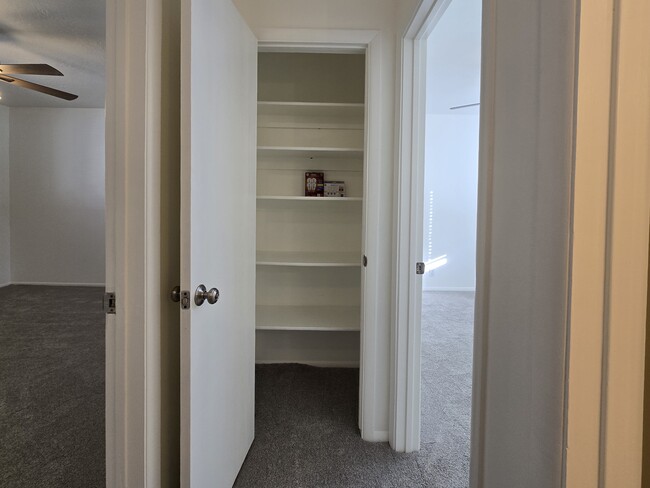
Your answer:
[305,171,324,197]
[324,181,346,197]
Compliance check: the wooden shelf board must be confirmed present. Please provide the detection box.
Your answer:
[256,251,361,267]
[256,305,361,331]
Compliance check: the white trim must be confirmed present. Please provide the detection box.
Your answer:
[9,281,105,287]
[390,0,454,454]
[257,28,382,444]
[106,0,164,486]
[366,430,389,443]
[255,360,360,368]
[256,28,376,53]
[469,0,495,482]
[0,282,12,288]
[423,287,476,292]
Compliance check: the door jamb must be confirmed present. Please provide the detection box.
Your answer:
[389,0,455,453]
[393,1,650,486]
[106,0,164,486]
[256,28,384,442]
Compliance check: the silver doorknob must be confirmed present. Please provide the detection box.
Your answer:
[194,284,220,306]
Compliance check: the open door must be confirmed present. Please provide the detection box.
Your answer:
[180,0,257,485]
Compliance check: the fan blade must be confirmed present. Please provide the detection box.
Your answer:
[0,75,78,101]
[0,64,63,76]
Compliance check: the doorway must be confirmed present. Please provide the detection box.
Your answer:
[419,0,481,484]
[0,56,106,488]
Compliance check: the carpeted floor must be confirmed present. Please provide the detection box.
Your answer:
[0,286,472,488]
[0,285,105,488]
[235,291,474,487]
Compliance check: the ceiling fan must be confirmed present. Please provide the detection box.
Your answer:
[0,64,78,101]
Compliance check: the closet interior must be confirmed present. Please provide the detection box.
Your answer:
[255,51,367,366]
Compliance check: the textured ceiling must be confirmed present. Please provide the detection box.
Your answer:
[0,0,105,108]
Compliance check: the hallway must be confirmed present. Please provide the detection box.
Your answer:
[0,287,472,487]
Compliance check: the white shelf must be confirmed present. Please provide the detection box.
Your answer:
[256,251,361,267]
[256,305,360,331]
[257,101,364,129]
[257,196,362,202]
[257,146,363,160]
[258,101,364,110]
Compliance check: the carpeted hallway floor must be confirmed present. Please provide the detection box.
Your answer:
[0,285,105,488]
[235,291,474,487]
[0,286,473,487]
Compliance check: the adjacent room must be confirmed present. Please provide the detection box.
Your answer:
[419,0,481,484]
[0,1,106,486]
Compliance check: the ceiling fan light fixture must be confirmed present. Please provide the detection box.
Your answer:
[449,102,480,110]
[0,64,77,101]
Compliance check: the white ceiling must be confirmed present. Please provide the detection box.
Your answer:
[426,0,482,114]
[0,0,105,108]
[0,0,475,110]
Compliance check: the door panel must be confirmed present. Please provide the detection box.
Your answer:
[180,0,257,486]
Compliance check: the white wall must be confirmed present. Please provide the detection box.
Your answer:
[471,0,578,484]
[422,113,479,290]
[0,105,10,286]
[10,108,105,285]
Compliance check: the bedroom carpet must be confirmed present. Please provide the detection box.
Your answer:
[0,285,105,488]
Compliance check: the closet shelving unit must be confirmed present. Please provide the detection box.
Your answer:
[255,53,366,360]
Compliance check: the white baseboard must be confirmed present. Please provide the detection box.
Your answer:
[362,430,389,442]
[0,282,11,288]
[255,360,360,368]
[423,286,476,292]
[10,281,105,287]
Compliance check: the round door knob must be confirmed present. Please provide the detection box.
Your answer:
[194,284,220,306]
[170,286,181,303]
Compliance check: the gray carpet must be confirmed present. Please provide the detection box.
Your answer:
[0,286,471,487]
[235,291,474,487]
[0,285,105,488]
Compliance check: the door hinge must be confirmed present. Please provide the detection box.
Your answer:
[363,255,368,267]
[416,262,425,275]
[103,292,116,314]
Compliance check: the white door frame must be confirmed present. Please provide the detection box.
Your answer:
[105,0,165,486]
[255,27,385,442]
[392,0,650,486]
[390,0,452,453]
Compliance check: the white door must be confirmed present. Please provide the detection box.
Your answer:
[180,0,257,486]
